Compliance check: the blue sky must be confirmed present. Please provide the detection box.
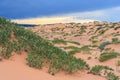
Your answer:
[0,0,120,24]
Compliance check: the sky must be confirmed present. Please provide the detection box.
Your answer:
[0,0,120,24]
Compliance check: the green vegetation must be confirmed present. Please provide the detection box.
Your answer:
[99,29,105,35]
[68,41,80,45]
[63,46,80,50]
[98,38,120,51]
[0,17,89,74]
[90,65,113,75]
[68,48,81,55]
[90,65,119,80]
[80,45,91,51]
[106,72,120,80]
[99,52,120,62]
[52,38,80,45]
[111,38,120,44]
[99,41,111,51]
[66,45,91,55]
[87,56,92,60]
[117,60,120,66]
[91,40,98,44]
[80,26,86,34]
[52,38,67,45]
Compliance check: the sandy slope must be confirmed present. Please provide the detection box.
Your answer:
[0,52,106,80]
[1,22,120,80]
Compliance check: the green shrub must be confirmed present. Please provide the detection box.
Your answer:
[63,46,80,50]
[92,40,98,44]
[68,49,81,55]
[87,56,92,60]
[90,65,119,80]
[80,46,91,51]
[106,72,120,80]
[90,65,113,75]
[67,46,90,55]
[27,51,43,69]
[52,38,67,45]
[68,41,80,45]
[99,41,111,51]
[111,38,120,44]
[117,60,120,66]
[99,52,120,62]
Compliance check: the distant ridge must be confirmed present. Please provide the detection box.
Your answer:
[18,24,38,27]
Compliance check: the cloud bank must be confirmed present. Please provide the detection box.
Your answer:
[12,6,120,24]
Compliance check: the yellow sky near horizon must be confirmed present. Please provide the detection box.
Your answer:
[12,17,95,25]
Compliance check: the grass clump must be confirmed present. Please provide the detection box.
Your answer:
[68,41,80,45]
[80,45,91,51]
[90,65,119,80]
[87,56,92,60]
[99,52,120,62]
[67,45,91,55]
[52,38,67,45]
[106,72,120,80]
[63,46,80,50]
[90,65,113,75]
[117,60,120,66]
[52,39,80,45]
[99,41,111,51]
[111,38,120,44]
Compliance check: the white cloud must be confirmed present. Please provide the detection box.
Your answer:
[12,6,120,24]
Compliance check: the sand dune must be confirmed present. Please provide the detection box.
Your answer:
[0,52,106,80]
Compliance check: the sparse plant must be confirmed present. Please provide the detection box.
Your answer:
[111,38,120,44]
[90,65,113,75]
[52,38,67,45]
[106,72,120,80]
[67,45,91,55]
[117,60,120,66]
[99,52,120,62]
[99,41,111,51]
[87,56,92,60]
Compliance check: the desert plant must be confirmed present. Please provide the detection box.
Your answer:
[117,60,120,66]
[68,41,80,45]
[52,38,67,45]
[90,65,119,80]
[106,72,120,80]
[68,46,91,55]
[99,41,111,51]
[111,38,120,44]
[99,52,120,62]
[90,65,113,75]
[87,56,92,60]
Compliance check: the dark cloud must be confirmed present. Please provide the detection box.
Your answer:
[0,0,120,19]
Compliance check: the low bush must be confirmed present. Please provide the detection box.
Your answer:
[106,72,120,80]
[90,65,119,80]
[99,41,111,51]
[90,65,113,75]
[99,52,120,62]
[111,38,120,44]
[52,38,67,45]
[67,46,91,55]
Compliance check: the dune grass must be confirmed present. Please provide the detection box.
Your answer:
[63,45,90,55]
[99,52,120,62]
[90,65,119,80]
[90,65,113,75]
[0,17,89,74]
[52,38,80,45]
[98,41,111,51]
